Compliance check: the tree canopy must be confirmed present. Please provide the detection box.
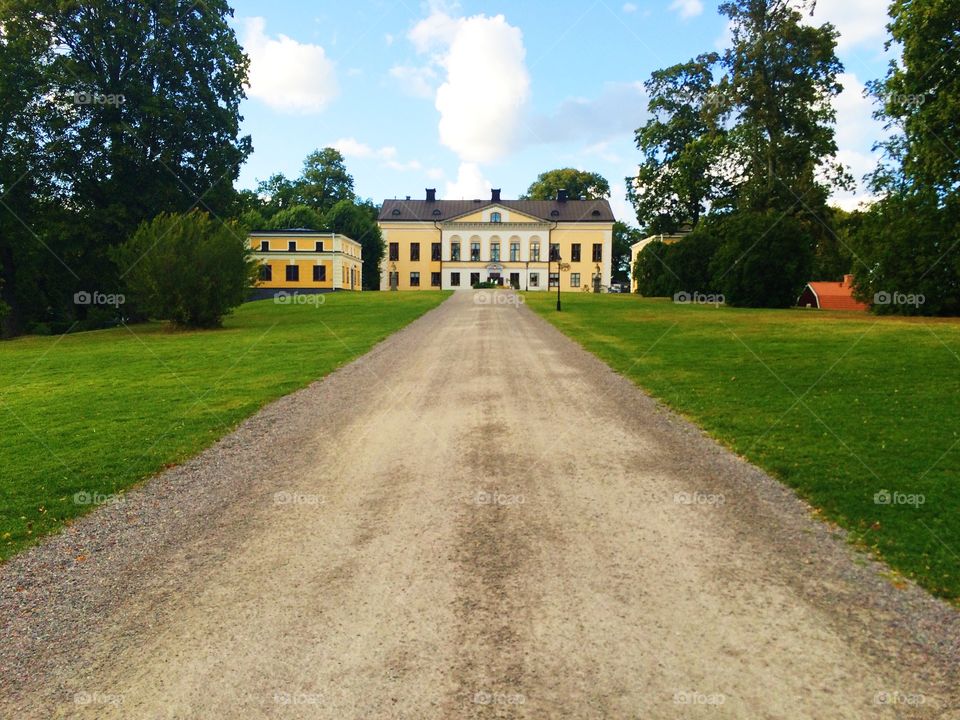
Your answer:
[522,169,611,200]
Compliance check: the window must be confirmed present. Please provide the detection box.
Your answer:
[288,241,297,252]
[391,208,401,216]
[549,243,560,262]
[570,272,580,288]
[470,242,480,261]
[510,242,520,261]
[548,272,559,288]
[315,241,324,252]
[313,265,326,282]
[530,242,540,261]
[450,272,461,287]
[571,243,581,262]
[431,272,441,287]
[592,243,602,261]
[410,243,420,261]
[286,265,299,281]
[389,242,399,261]
[259,264,272,281]
[490,242,500,261]
[490,211,502,223]
[509,272,520,289]
[470,272,480,287]
[529,273,539,287]
[410,272,420,287]
[451,242,461,261]
[260,240,269,251]
[431,242,441,261]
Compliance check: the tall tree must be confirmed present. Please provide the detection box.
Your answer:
[297,148,355,213]
[853,0,960,315]
[629,53,729,233]
[522,168,610,200]
[719,0,850,212]
[0,2,60,336]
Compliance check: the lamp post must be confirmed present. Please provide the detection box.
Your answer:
[550,247,562,311]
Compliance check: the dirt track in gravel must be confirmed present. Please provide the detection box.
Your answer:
[1,290,958,719]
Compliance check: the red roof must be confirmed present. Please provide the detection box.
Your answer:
[804,275,869,311]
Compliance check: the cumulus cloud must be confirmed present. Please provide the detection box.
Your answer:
[444,163,492,199]
[242,17,338,114]
[669,0,704,19]
[829,72,886,209]
[807,0,890,51]
[406,8,531,164]
[389,65,438,99]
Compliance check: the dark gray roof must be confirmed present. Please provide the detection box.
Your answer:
[378,198,615,223]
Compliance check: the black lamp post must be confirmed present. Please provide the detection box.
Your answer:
[550,247,562,311]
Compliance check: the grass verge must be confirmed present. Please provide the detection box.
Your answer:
[526,292,960,602]
[0,291,449,560]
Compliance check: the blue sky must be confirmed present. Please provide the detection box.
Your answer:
[229,0,895,224]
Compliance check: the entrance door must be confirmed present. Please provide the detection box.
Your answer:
[489,273,501,286]
[509,272,520,289]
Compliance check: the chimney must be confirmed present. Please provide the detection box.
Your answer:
[425,188,436,202]
[843,274,854,287]
[557,188,568,203]
[491,188,501,202]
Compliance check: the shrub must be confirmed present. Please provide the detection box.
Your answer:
[708,211,814,308]
[114,211,258,328]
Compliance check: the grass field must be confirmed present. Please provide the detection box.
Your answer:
[0,292,448,560]
[526,293,960,602]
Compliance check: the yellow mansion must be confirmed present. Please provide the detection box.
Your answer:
[377,189,614,291]
[249,229,362,299]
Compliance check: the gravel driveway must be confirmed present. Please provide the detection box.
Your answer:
[1,290,958,719]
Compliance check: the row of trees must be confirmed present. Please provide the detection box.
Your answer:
[629,0,959,315]
[0,3,385,337]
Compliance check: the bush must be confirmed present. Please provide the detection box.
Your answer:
[265,205,325,231]
[632,229,721,298]
[114,211,258,328]
[708,211,814,308]
[472,281,498,289]
[633,240,679,297]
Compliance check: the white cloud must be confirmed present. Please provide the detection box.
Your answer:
[406,8,531,164]
[333,138,427,173]
[623,2,638,13]
[242,17,338,114]
[532,82,648,144]
[427,167,445,180]
[829,73,886,209]
[669,0,704,19]
[389,65,438,99]
[807,0,889,51]
[443,162,491,199]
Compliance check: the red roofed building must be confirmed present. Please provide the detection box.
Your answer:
[797,274,869,311]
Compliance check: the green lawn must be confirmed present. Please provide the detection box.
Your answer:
[0,291,449,560]
[526,293,960,602]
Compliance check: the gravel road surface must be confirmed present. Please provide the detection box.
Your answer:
[1,290,958,719]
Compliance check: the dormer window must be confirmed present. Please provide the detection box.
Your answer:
[490,211,502,223]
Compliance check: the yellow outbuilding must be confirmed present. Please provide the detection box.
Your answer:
[249,229,362,299]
